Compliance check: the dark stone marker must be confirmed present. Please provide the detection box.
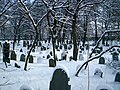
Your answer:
[29,55,33,63]
[115,72,120,82]
[49,67,71,90]
[111,52,119,61]
[20,54,25,62]
[20,49,23,52]
[85,44,89,50]
[3,42,10,63]
[47,54,51,59]
[117,48,120,53]
[23,41,26,47]
[60,45,62,49]
[99,57,105,64]
[10,51,16,60]
[49,58,56,67]
[69,56,73,61]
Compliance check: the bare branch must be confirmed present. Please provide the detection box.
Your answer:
[75,45,120,76]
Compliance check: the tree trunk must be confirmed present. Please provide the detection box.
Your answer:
[72,14,78,61]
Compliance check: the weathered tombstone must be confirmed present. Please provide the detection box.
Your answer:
[20,49,23,52]
[3,42,10,63]
[115,72,120,82]
[29,55,33,63]
[99,57,105,64]
[49,66,71,90]
[49,58,56,67]
[96,84,113,90]
[10,51,16,60]
[32,48,35,52]
[111,52,119,61]
[79,53,84,61]
[20,54,25,62]
[94,68,103,78]
[23,41,26,47]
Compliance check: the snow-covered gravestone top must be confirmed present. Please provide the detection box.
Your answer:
[19,84,33,90]
[49,65,71,90]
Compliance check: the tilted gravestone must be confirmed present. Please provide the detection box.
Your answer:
[111,52,119,61]
[79,53,84,61]
[94,68,103,78]
[29,55,33,63]
[99,57,105,64]
[115,72,120,82]
[10,51,16,60]
[20,54,25,62]
[49,66,71,90]
[49,58,56,67]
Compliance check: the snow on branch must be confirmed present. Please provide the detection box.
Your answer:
[75,45,120,76]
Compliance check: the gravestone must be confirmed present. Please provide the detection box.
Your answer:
[20,54,25,62]
[49,66,71,90]
[60,45,62,49]
[47,54,51,59]
[23,41,26,47]
[49,58,56,67]
[10,51,16,60]
[115,72,120,82]
[94,68,103,78]
[20,49,23,52]
[68,45,72,50]
[29,55,33,63]
[3,42,10,63]
[111,52,119,61]
[79,53,84,61]
[99,57,105,64]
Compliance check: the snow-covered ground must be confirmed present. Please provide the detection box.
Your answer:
[0,40,120,90]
